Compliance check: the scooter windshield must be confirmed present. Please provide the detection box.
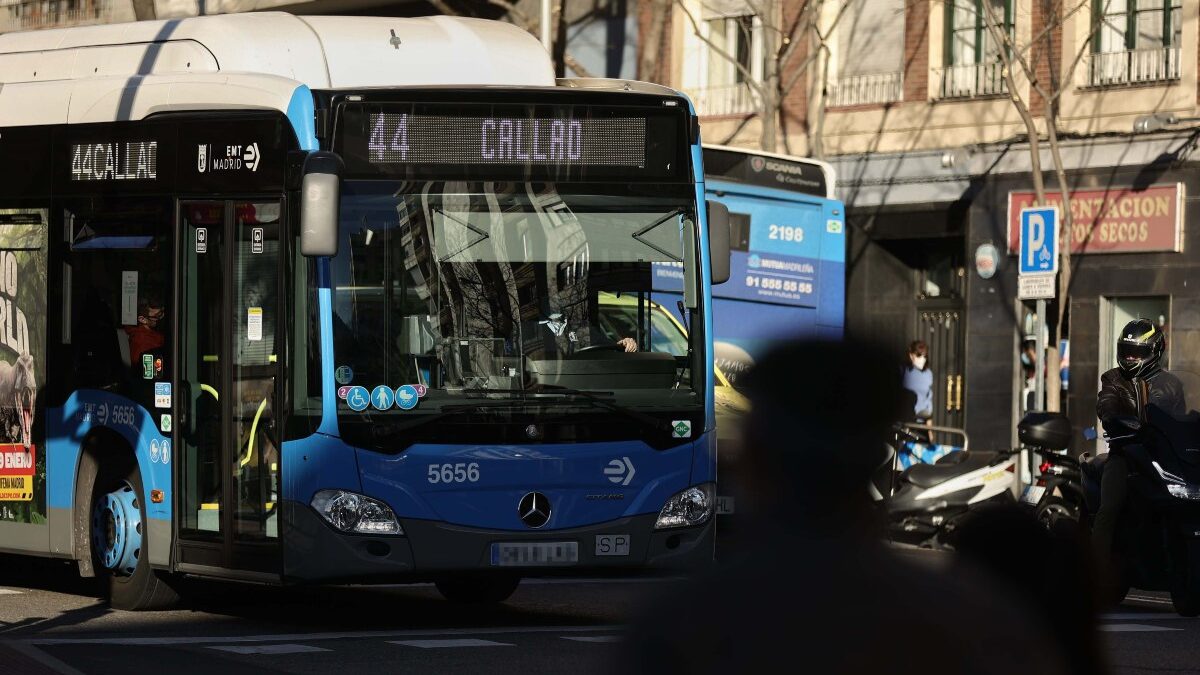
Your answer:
[1143,371,1200,469]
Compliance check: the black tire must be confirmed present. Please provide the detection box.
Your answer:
[435,575,521,603]
[1113,578,1132,606]
[1171,583,1200,617]
[1170,537,1200,617]
[91,456,180,611]
[1035,496,1080,531]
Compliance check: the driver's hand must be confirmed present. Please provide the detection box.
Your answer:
[618,337,638,353]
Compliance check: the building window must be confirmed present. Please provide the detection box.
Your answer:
[2,0,110,31]
[1088,0,1182,86]
[830,0,905,107]
[935,0,1012,100]
[691,11,763,115]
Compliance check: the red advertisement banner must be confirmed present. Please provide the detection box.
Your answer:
[1007,184,1183,255]
[0,444,35,501]
[0,443,35,476]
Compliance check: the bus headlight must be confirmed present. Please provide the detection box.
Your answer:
[311,490,403,535]
[655,483,715,529]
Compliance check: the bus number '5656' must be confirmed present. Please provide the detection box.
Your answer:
[427,463,481,484]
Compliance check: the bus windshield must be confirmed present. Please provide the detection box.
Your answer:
[329,180,701,428]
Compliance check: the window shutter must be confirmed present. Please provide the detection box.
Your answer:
[837,0,905,77]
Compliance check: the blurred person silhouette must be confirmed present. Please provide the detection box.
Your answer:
[902,340,933,425]
[624,338,1068,675]
[953,505,1107,675]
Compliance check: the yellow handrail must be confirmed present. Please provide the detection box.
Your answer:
[240,398,269,468]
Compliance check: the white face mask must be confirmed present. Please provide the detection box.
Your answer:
[912,356,927,370]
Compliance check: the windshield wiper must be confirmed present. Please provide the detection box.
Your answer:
[365,400,522,438]
[365,387,679,438]
[523,384,674,435]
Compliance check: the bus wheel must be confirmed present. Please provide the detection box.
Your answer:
[434,575,521,603]
[90,459,179,611]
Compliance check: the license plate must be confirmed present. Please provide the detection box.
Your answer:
[1021,485,1046,506]
[595,534,630,556]
[716,495,735,515]
[490,541,578,567]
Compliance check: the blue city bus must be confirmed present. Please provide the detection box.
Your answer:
[0,14,728,609]
[655,146,845,385]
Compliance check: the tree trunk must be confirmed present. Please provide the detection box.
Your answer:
[131,0,156,20]
[1044,110,1073,413]
[639,0,671,82]
[759,13,780,152]
[553,0,569,77]
[808,36,830,159]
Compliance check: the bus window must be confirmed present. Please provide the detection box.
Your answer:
[729,211,751,252]
[64,199,173,412]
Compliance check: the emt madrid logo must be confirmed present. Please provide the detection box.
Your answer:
[197,143,261,173]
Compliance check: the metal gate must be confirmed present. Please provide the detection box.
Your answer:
[917,306,965,430]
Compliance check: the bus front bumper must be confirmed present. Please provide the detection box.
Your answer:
[282,501,714,584]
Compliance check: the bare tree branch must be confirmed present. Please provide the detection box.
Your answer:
[676,0,767,98]
[980,0,1045,200]
[782,0,852,95]
[436,0,595,79]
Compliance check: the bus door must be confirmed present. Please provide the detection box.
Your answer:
[177,200,282,576]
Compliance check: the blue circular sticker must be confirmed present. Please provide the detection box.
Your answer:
[395,385,419,410]
[370,385,395,411]
[345,386,370,411]
[335,365,354,385]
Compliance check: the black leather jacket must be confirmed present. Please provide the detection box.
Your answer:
[1097,367,1186,431]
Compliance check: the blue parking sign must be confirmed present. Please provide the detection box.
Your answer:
[1019,206,1059,275]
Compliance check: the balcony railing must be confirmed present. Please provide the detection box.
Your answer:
[933,61,1008,100]
[1086,47,1181,87]
[687,82,761,117]
[0,0,111,31]
[828,71,903,107]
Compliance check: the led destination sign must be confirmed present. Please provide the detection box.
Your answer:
[367,113,646,167]
[70,141,158,182]
[339,101,686,181]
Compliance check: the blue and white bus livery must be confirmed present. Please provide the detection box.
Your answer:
[0,13,729,608]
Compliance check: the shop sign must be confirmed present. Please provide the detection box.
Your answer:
[1007,184,1183,255]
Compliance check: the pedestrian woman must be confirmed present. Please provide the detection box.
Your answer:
[903,341,934,425]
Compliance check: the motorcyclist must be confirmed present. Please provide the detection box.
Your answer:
[1093,318,1185,557]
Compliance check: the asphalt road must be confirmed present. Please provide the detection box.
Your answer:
[0,554,1193,674]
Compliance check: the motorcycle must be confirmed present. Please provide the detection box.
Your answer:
[875,424,1019,548]
[1015,412,1084,530]
[1082,371,1200,616]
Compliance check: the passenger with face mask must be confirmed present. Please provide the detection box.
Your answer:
[902,340,933,425]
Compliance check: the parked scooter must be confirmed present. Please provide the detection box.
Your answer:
[1016,412,1084,530]
[875,424,1019,548]
[1082,372,1200,616]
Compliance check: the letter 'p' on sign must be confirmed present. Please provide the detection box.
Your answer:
[1019,206,1059,275]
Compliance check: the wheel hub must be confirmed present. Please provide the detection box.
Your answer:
[91,482,142,576]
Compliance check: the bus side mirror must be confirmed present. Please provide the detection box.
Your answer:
[707,200,731,285]
[300,151,343,257]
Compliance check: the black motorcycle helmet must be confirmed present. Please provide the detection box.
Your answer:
[1117,318,1166,378]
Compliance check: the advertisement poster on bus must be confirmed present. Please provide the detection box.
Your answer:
[653,201,826,309]
[0,209,47,525]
